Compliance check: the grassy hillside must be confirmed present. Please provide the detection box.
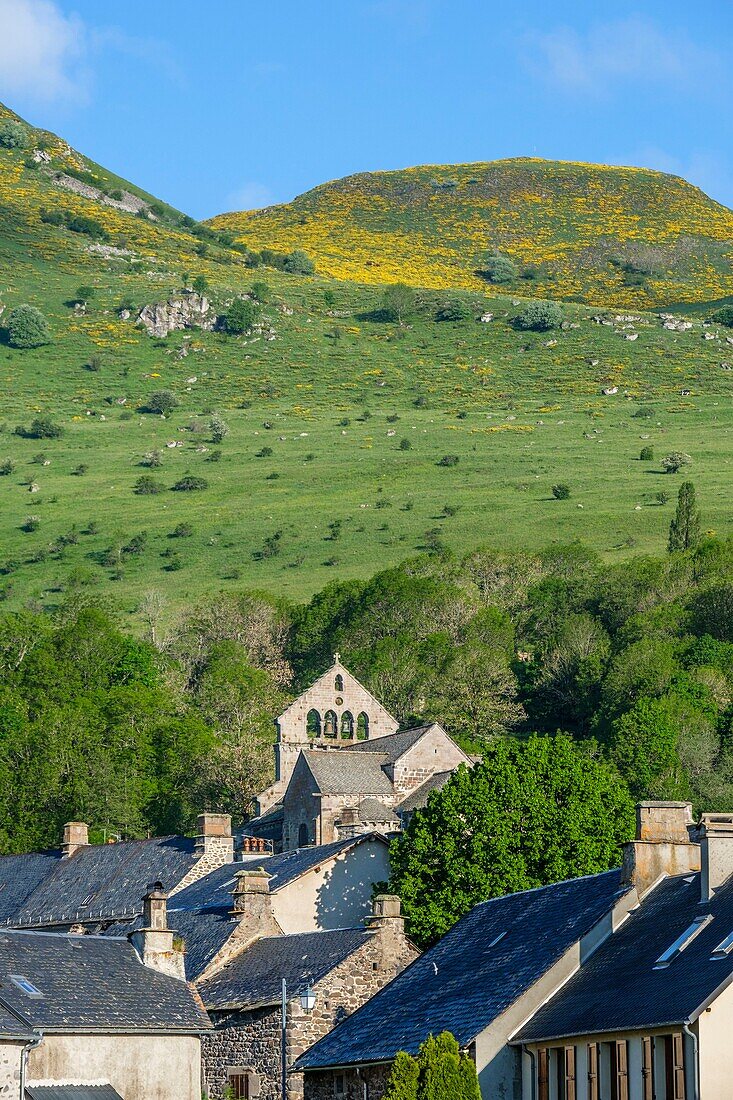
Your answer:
[1,106,733,623]
[210,158,733,310]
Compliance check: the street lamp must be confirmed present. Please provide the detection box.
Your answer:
[281,979,317,1100]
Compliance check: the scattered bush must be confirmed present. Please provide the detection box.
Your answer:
[283,250,314,275]
[552,483,571,499]
[0,459,14,476]
[209,413,229,443]
[171,476,209,492]
[513,300,563,331]
[207,449,222,462]
[74,285,96,305]
[135,476,165,495]
[72,464,88,476]
[192,274,209,296]
[170,522,194,538]
[662,452,692,474]
[256,446,273,458]
[40,208,108,241]
[223,297,259,335]
[656,491,670,505]
[435,299,471,322]
[141,450,162,468]
[250,281,271,303]
[438,454,460,467]
[711,306,733,328]
[145,390,179,416]
[381,283,417,324]
[639,446,654,461]
[0,120,28,149]
[478,251,517,284]
[399,438,412,451]
[6,305,51,348]
[21,516,40,533]
[16,417,64,440]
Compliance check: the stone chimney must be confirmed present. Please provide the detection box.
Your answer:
[622,801,700,898]
[130,882,185,981]
[336,805,361,840]
[62,821,89,858]
[194,813,234,865]
[700,813,733,902]
[367,894,405,936]
[230,868,280,935]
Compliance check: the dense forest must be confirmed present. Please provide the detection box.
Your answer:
[2,531,733,855]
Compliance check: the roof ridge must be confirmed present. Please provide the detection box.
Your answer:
[472,867,624,909]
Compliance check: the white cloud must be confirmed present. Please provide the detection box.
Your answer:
[526,16,721,97]
[224,182,276,212]
[0,0,87,104]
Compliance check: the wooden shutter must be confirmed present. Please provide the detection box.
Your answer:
[641,1037,654,1100]
[587,1043,599,1100]
[672,1033,686,1100]
[537,1048,549,1100]
[564,1046,576,1100]
[615,1040,629,1100]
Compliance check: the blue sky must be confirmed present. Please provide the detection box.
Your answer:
[1,0,731,219]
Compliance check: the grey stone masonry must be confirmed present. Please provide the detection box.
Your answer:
[304,1065,390,1100]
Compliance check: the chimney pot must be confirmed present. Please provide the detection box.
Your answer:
[143,881,168,930]
[700,813,733,902]
[635,801,694,843]
[197,813,232,838]
[367,894,404,935]
[622,801,700,898]
[62,821,89,858]
[195,812,234,865]
[231,867,271,915]
[130,884,184,980]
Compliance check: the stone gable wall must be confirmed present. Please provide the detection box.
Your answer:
[391,728,467,796]
[303,1064,391,1100]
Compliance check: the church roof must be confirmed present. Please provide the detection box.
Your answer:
[397,771,455,814]
[304,750,395,797]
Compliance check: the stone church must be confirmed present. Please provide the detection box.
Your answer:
[248,656,470,851]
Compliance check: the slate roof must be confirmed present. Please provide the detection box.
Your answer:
[396,771,454,815]
[297,869,628,1069]
[0,1002,34,1038]
[0,851,60,922]
[0,928,210,1032]
[304,750,394,797]
[515,871,733,1043]
[358,799,399,825]
[198,928,371,1010]
[347,727,436,764]
[6,837,197,928]
[26,1087,123,1100]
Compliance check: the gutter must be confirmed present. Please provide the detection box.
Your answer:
[522,1045,536,1100]
[19,1030,43,1100]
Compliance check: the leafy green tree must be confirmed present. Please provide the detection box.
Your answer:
[668,481,701,552]
[192,274,209,295]
[74,286,96,306]
[435,299,471,322]
[711,306,733,328]
[283,249,315,275]
[513,300,563,331]
[552,483,570,499]
[691,585,733,642]
[224,297,259,335]
[6,305,51,348]
[387,734,634,946]
[145,390,179,415]
[209,413,229,443]
[382,283,417,324]
[640,446,654,461]
[479,251,517,284]
[0,121,28,148]
[611,696,687,800]
[250,281,270,303]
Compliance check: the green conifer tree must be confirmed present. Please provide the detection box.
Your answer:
[383,1051,419,1100]
[668,480,701,552]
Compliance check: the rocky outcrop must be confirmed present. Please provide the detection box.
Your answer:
[137,294,216,338]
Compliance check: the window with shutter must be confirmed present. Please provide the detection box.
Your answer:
[673,1033,686,1100]
[587,1043,599,1100]
[537,1048,549,1100]
[564,1046,576,1100]
[611,1040,629,1100]
[642,1037,654,1100]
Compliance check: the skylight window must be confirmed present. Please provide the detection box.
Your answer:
[711,931,733,959]
[654,915,712,969]
[9,974,43,997]
[488,931,507,948]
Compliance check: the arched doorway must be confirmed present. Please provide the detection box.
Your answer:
[357,712,369,740]
[340,711,354,739]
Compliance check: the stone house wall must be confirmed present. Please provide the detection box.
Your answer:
[390,727,469,796]
[0,1039,24,1097]
[303,1064,391,1100]
[203,924,418,1100]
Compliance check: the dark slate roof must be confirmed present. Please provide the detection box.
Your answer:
[397,771,454,815]
[104,907,237,983]
[8,837,197,928]
[297,870,628,1070]
[0,928,210,1031]
[358,799,399,825]
[347,726,436,764]
[198,928,371,1010]
[304,750,394,797]
[515,872,733,1043]
[27,1087,123,1100]
[0,1002,34,1038]
[0,851,60,922]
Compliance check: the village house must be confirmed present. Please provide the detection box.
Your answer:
[249,656,470,851]
[0,886,210,1100]
[296,802,733,1100]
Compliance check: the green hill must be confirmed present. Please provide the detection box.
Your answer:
[1,104,733,624]
[210,158,733,309]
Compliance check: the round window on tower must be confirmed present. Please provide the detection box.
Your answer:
[335,696,344,706]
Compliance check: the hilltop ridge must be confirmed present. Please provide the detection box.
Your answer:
[210,157,733,309]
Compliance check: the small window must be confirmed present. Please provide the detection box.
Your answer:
[335,675,344,692]
[712,930,733,958]
[9,974,43,998]
[227,1070,259,1100]
[654,915,712,969]
[334,1074,345,1097]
